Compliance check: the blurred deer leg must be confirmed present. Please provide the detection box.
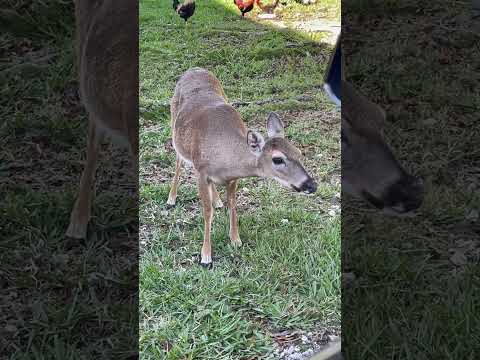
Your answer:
[66,116,103,239]
[167,156,182,206]
[227,180,241,247]
[199,177,214,267]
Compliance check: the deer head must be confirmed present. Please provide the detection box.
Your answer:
[342,80,424,215]
[247,112,317,194]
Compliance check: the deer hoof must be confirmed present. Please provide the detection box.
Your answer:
[231,238,242,247]
[166,197,176,207]
[66,218,88,239]
[199,261,213,270]
[199,253,213,269]
[166,202,176,209]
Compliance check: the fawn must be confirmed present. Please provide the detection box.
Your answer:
[66,0,138,238]
[341,81,423,215]
[341,81,424,215]
[168,67,317,267]
[339,41,423,215]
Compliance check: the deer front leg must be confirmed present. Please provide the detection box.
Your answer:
[198,176,214,267]
[211,184,224,208]
[167,155,182,207]
[66,116,103,239]
[226,180,241,247]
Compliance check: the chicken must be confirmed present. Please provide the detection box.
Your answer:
[233,0,255,17]
[173,0,196,22]
[256,0,280,14]
[233,0,279,17]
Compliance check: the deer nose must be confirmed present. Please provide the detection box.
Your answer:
[302,178,317,194]
[385,175,424,213]
[404,177,424,211]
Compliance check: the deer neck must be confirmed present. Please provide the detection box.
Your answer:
[220,134,263,180]
[238,150,262,179]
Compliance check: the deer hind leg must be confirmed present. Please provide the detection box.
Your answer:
[226,180,241,247]
[167,155,182,207]
[211,184,224,208]
[66,115,104,239]
[198,176,214,267]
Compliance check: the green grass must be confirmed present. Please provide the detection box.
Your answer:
[343,0,480,359]
[140,0,340,358]
[283,0,340,22]
[247,0,340,22]
[1,1,138,358]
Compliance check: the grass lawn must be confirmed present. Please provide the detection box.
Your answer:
[139,0,340,359]
[1,1,138,358]
[343,0,480,358]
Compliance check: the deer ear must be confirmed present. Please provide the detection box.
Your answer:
[266,112,284,138]
[247,130,265,155]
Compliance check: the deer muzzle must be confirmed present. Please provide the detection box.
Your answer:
[363,175,424,215]
[293,177,317,194]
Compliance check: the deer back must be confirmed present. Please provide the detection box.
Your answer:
[75,0,138,144]
[171,68,248,168]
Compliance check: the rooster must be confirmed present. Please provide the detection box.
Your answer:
[173,0,196,22]
[233,0,280,17]
[233,0,255,17]
[257,0,280,14]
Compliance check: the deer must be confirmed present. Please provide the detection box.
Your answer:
[66,0,138,239]
[341,81,424,215]
[167,67,317,267]
[337,36,424,215]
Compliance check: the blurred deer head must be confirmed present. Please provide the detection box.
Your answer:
[342,80,424,215]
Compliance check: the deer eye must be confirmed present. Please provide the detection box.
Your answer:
[272,157,285,165]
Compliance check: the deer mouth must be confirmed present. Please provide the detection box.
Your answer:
[291,184,313,195]
[291,179,317,194]
[361,190,385,210]
[361,189,422,216]
[291,184,302,192]
[383,207,418,218]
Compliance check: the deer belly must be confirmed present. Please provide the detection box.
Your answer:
[207,175,226,185]
[171,137,193,166]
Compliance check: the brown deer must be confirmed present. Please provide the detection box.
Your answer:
[340,47,424,214]
[168,68,317,267]
[342,81,424,215]
[66,0,138,238]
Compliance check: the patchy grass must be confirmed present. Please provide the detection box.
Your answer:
[140,0,340,358]
[276,0,340,22]
[343,0,480,359]
[232,0,340,22]
[1,1,138,358]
